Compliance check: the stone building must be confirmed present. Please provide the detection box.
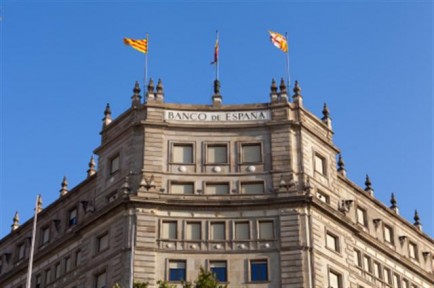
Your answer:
[0,78,433,288]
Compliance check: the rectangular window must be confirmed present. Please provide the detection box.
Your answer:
[171,182,194,194]
[55,262,61,279]
[384,225,394,244]
[206,183,229,195]
[409,242,418,260]
[235,222,250,240]
[258,221,274,240]
[172,144,193,164]
[35,274,41,288]
[68,207,78,227]
[95,271,106,288]
[210,222,225,241]
[356,207,367,226]
[328,270,342,288]
[207,144,228,164]
[40,226,50,245]
[210,261,227,282]
[402,279,409,288]
[354,249,362,267]
[241,143,262,163]
[250,259,268,282]
[314,154,326,175]
[317,190,330,203]
[393,273,401,288]
[64,256,71,273]
[326,232,339,252]
[384,268,391,284]
[75,250,82,267]
[97,233,109,252]
[373,261,382,279]
[241,182,264,194]
[363,255,372,273]
[17,243,25,260]
[45,269,51,284]
[186,222,201,240]
[110,155,120,174]
[162,221,177,239]
[169,260,186,282]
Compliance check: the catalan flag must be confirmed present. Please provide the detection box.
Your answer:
[269,31,288,53]
[124,37,148,54]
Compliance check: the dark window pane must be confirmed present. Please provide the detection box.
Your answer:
[211,267,227,282]
[169,268,185,281]
[251,261,268,281]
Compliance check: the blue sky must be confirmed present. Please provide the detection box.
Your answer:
[0,1,432,238]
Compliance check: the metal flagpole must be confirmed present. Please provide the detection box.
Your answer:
[144,33,149,90]
[216,30,219,81]
[129,218,136,288]
[285,32,291,88]
[26,195,40,288]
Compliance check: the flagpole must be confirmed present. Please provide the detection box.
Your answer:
[216,30,219,81]
[285,32,291,89]
[144,33,149,89]
[26,195,40,288]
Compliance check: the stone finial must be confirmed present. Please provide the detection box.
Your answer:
[212,79,222,107]
[11,211,20,231]
[146,78,155,102]
[60,176,69,196]
[292,80,303,106]
[321,103,332,130]
[414,210,422,231]
[337,154,346,177]
[87,155,96,177]
[36,194,43,213]
[103,103,112,127]
[131,81,142,107]
[390,192,399,214]
[155,79,164,102]
[121,176,130,195]
[270,79,278,103]
[364,174,374,196]
[279,78,288,102]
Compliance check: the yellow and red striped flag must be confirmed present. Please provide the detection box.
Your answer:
[123,37,148,54]
[268,31,288,53]
[211,38,219,65]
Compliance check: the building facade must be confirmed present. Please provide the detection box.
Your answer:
[0,79,433,288]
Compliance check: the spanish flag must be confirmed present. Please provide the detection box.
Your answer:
[211,37,219,65]
[124,37,148,54]
[268,31,288,53]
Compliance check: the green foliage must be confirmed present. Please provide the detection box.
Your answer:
[112,281,149,288]
[181,267,228,288]
[156,280,177,288]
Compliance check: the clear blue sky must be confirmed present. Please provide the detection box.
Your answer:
[1,1,432,238]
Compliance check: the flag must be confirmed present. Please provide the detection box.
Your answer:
[268,31,288,53]
[124,37,148,54]
[211,38,219,64]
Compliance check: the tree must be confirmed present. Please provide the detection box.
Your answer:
[181,267,228,288]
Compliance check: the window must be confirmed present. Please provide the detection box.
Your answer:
[45,269,51,284]
[326,232,339,252]
[354,249,362,267]
[250,259,268,281]
[241,182,264,194]
[356,207,367,227]
[64,256,71,273]
[95,271,106,288]
[241,143,262,163]
[235,222,250,240]
[373,261,382,279]
[409,242,418,260]
[75,250,82,267]
[258,221,274,240]
[384,268,392,285]
[169,260,186,282]
[317,190,330,203]
[186,222,201,240]
[207,144,228,164]
[172,144,193,164]
[363,255,372,273]
[162,221,177,239]
[328,270,342,288]
[17,243,25,260]
[206,183,229,195]
[314,154,326,175]
[384,225,394,244]
[40,226,50,245]
[55,262,61,279]
[210,261,227,282]
[210,222,225,241]
[97,233,109,252]
[35,274,41,288]
[171,182,194,194]
[402,279,409,288]
[110,155,120,174]
[393,273,401,288]
[68,207,78,227]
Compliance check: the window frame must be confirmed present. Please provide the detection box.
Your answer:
[94,270,107,288]
[373,261,382,279]
[314,153,327,175]
[205,143,229,164]
[170,142,194,164]
[170,181,195,194]
[354,249,362,267]
[68,206,78,227]
[40,226,50,246]
[316,189,330,204]
[240,181,265,194]
[325,231,340,253]
[96,232,109,253]
[408,241,418,260]
[209,260,228,282]
[328,269,343,288]
[363,255,372,273]
[240,142,263,164]
[205,182,230,195]
[234,221,250,240]
[64,256,71,274]
[258,220,274,240]
[109,154,120,175]
[161,220,178,240]
[210,222,226,241]
[54,262,61,279]
[384,267,392,285]
[45,268,51,285]
[168,259,187,282]
[16,242,26,261]
[356,206,367,227]
[249,259,269,282]
[185,222,201,241]
[383,224,394,245]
